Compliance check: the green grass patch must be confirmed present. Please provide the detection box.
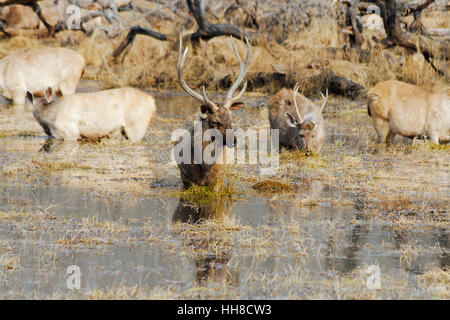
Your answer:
[175,184,236,203]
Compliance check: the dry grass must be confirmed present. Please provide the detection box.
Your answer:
[2,12,447,95]
[0,7,448,300]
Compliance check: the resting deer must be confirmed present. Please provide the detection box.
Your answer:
[26,87,156,141]
[368,80,449,145]
[175,37,251,188]
[269,83,328,153]
[0,47,85,106]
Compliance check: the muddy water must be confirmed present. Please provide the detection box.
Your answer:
[0,88,448,299]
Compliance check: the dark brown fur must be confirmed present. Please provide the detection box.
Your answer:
[177,103,242,189]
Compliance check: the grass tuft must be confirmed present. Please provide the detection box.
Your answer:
[252,179,293,193]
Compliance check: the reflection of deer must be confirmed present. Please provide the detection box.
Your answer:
[172,198,238,286]
[172,198,230,224]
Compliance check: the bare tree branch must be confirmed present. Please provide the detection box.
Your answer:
[375,0,449,77]
[113,0,248,62]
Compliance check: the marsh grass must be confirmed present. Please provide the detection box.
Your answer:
[252,179,293,194]
[175,183,236,203]
[31,159,93,172]
[0,7,449,299]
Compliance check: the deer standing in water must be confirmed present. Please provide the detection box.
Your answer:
[269,83,328,153]
[0,47,85,106]
[368,80,449,145]
[174,37,251,188]
[26,87,156,141]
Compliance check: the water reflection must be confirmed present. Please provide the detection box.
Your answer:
[172,198,238,286]
[172,198,230,224]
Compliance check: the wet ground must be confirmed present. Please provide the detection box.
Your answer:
[0,82,448,299]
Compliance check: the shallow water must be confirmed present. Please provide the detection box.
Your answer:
[0,180,447,298]
[0,88,448,299]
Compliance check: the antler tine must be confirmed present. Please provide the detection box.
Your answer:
[176,36,208,104]
[224,36,251,108]
[319,88,329,113]
[202,86,219,111]
[293,82,303,123]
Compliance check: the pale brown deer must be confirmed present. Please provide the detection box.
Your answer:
[0,47,85,106]
[368,80,449,144]
[269,83,328,153]
[26,86,156,141]
[174,36,250,188]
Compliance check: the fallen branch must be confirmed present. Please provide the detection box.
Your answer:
[375,0,449,77]
[113,0,248,62]
[219,69,366,98]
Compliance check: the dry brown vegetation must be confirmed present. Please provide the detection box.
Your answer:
[0,4,448,95]
[0,0,448,300]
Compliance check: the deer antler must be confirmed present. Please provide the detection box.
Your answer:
[293,83,303,123]
[224,36,251,109]
[319,88,328,113]
[177,36,218,111]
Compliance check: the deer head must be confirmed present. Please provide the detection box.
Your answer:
[177,36,251,147]
[25,87,54,109]
[285,83,328,151]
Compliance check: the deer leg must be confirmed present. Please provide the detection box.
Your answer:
[372,117,390,144]
[122,124,147,142]
[386,131,396,145]
[429,132,440,144]
[12,92,26,108]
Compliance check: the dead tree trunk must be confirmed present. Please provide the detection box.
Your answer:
[346,0,364,48]
[220,69,366,98]
[375,0,449,76]
[113,0,248,62]
[27,2,54,36]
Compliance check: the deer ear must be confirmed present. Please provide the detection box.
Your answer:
[200,104,217,116]
[285,112,298,128]
[44,87,53,103]
[26,91,34,104]
[229,102,243,110]
[200,105,210,119]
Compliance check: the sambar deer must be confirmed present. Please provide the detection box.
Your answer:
[0,47,85,106]
[175,37,251,188]
[25,87,156,141]
[368,80,450,144]
[269,83,328,153]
